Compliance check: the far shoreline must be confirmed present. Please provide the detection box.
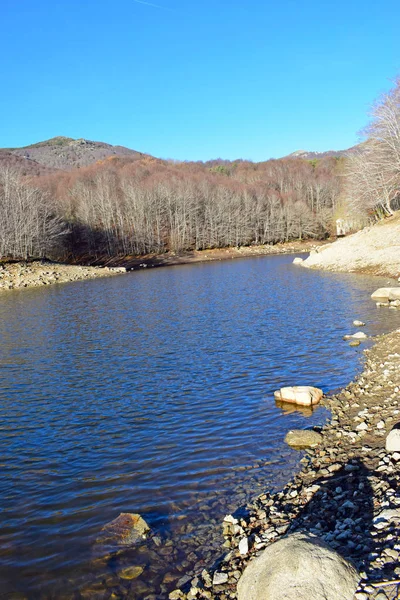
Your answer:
[0,239,327,291]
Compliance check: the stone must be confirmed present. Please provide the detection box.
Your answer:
[292,257,303,265]
[386,427,400,452]
[237,532,360,600]
[371,288,394,301]
[343,332,368,340]
[388,289,400,301]
[274,386,323,406]
[239,537,249,555]
[213,571,228,586]
[349,341,361,347]
[353,320,366,326]
[118,565,144,580]
[96,513,150,549]
[284,429,323,449]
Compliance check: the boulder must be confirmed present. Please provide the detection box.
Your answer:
[274,386,323,406]
[96,513,150,550]
[292,257,304,265]
[237,532,360,600]
[389,289,400,301]
[386,427,400,452]
[349,340,361,347]
[353,320,365,326]
[371,287,400,301]
[284,429,323,449]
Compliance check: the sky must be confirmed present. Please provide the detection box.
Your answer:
[1,0,399,161]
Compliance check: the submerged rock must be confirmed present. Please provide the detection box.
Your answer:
[274,386,323,406]
[117,565,144,580]
[96,513,150,550]
[284,429,323,449]
[237,532,360,600]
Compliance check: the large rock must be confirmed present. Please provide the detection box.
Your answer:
[285,429,323,449]
[386,426,400,452]
[292,257,304,265]
[371,287,400,301]
[237,532,360,600]
[96,513,150,550]
[274,386,323,406]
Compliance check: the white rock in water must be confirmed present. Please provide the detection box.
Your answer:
[353,320,365,326]
[237,532,360,600]
[386,428,400,452]
[371,287,400,301]
[344,332,367,340]
[274,386,323,406]
[292,257,303,265]
[239,537,249,555]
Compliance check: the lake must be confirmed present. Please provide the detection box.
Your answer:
[0,254,399,599]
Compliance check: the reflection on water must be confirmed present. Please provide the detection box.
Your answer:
[0,254,399,599]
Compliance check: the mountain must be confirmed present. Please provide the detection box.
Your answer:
[3,136,147,171]
[285,144,362,160]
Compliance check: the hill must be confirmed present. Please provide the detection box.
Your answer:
[285,144,362,160]
[300,212,400,278]
[3,136,147,171]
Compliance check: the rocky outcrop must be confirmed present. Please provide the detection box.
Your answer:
[237,532,360,600]
[274,386,323,406]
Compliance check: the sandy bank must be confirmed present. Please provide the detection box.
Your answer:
[170,327,400,600]
[0,261,126,291]
[301,213,400,278]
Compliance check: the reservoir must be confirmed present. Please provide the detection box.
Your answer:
[1,254,399,599]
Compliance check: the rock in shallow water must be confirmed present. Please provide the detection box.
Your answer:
[284,429,323,449]
[96,513,150,550]
[237,532,360,600]
[274,386,323,406]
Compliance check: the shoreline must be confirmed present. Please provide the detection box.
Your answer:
[170,326,400,600]
[0,240,325,291]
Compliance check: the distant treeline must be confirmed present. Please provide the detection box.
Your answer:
[0,155,343,261]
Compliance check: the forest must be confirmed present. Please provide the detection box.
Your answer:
[1,78,399,262]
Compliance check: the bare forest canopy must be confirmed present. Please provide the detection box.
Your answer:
[0,154,344,261]
[1,73,400,264]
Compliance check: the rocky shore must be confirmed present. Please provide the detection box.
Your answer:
[301,213,400,278]
[169,326,400,600]
[0,261,126,290]
[0,240,323,292]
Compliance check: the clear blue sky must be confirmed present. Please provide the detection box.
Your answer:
[1,0,399,161]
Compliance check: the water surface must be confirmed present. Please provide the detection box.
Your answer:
[0,254,399,599]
